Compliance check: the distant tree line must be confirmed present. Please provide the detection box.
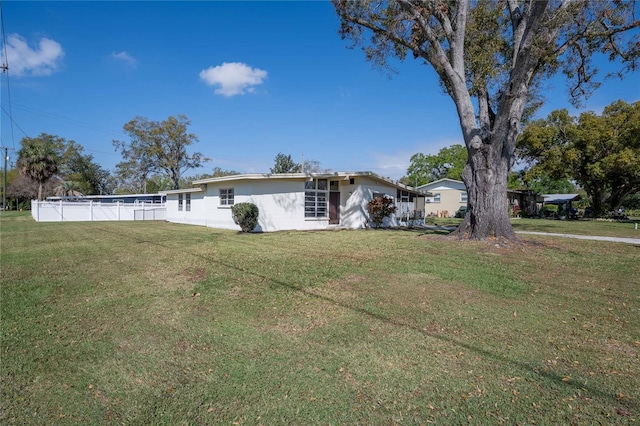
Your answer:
[3,115,328,209]
[7,100,637,217]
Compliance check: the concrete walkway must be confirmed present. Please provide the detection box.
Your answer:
[420,225,640,245]
[515,231,640,245]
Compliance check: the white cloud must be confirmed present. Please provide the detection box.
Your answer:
[199,62,267,97]
[109,51,137,68]
[3,33,64,77]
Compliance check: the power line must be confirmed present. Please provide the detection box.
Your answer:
[9,103,125,138]
[1,105,29,138]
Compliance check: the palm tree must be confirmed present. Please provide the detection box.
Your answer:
[54,180,84,198]
[17,137,59,201]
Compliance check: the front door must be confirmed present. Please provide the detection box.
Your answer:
[329,184,340,224]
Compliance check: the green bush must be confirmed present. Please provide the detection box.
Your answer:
[231,202,259,232]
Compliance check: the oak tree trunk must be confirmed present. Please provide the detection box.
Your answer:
[451,146,516,241]
[448,77,526,242]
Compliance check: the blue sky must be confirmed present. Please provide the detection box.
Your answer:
[2,1,639,181]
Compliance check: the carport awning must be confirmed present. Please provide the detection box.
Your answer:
[543,194,581,204]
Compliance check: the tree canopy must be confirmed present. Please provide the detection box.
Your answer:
[334,0,639,240]
[16,134,60,201]
[58,140,113,195]
[518,99,640,215]
[179,167,241,188]
[15,133,114,199]
[403,144,467,186]
[54,180,85,197]
[113,115,209,191]
[515,170,576,195]
[270,153,301,174]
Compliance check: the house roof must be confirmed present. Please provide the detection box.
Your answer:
[542,194,582,204]
[163,171,429,196]
[160,187,203,195]
[417,178,466,191]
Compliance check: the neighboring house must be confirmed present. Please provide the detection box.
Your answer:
[509,190,543,217]
[161,171,428,232]
[418,178,541,217]
[417,178,467,217]
[541,194,581,217]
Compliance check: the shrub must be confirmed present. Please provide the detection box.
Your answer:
[231,202,259,232]
[367,196,397,228]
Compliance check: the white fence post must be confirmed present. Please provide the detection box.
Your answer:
[90,200,93,221]
[59,200,63,222]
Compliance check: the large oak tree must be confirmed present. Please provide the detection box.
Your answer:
[333,0,639,240]
[114,115,209,191]
[518,100,640,216]
[403,144,467,186]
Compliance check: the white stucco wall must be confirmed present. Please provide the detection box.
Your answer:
[165,175,408,232]
[342,176,401,228]
[164,190,208,226]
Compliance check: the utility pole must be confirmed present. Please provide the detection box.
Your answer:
[3,147,8,210]
[2,42,10,210]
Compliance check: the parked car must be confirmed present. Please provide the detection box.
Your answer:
[455,206,467,218]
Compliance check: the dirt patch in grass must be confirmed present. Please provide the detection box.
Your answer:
[268,301,340,336]
[183,267,208,283]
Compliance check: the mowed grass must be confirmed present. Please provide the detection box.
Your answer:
[1,213,638,424]
[511,218,640,239]
[424,216,640,239]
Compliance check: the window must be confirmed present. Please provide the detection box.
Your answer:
[305,178,328,218]
[220,188,234,206]
[186,193,191,211]
[397,189,411,203]
[460,192,468,203]
[178,193,183,211]
[432,193,441,203]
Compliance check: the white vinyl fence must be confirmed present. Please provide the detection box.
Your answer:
[31,200,166,222]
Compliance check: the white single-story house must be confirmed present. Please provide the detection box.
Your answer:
[161,172,428,232]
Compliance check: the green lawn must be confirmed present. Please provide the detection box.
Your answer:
[423,216,640,239]
[511,218,640,239]
[1,214,638,424]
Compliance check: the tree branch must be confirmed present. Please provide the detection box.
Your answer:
[508,0,525,64]
[396,0,474,113]
[451,0,468,76]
